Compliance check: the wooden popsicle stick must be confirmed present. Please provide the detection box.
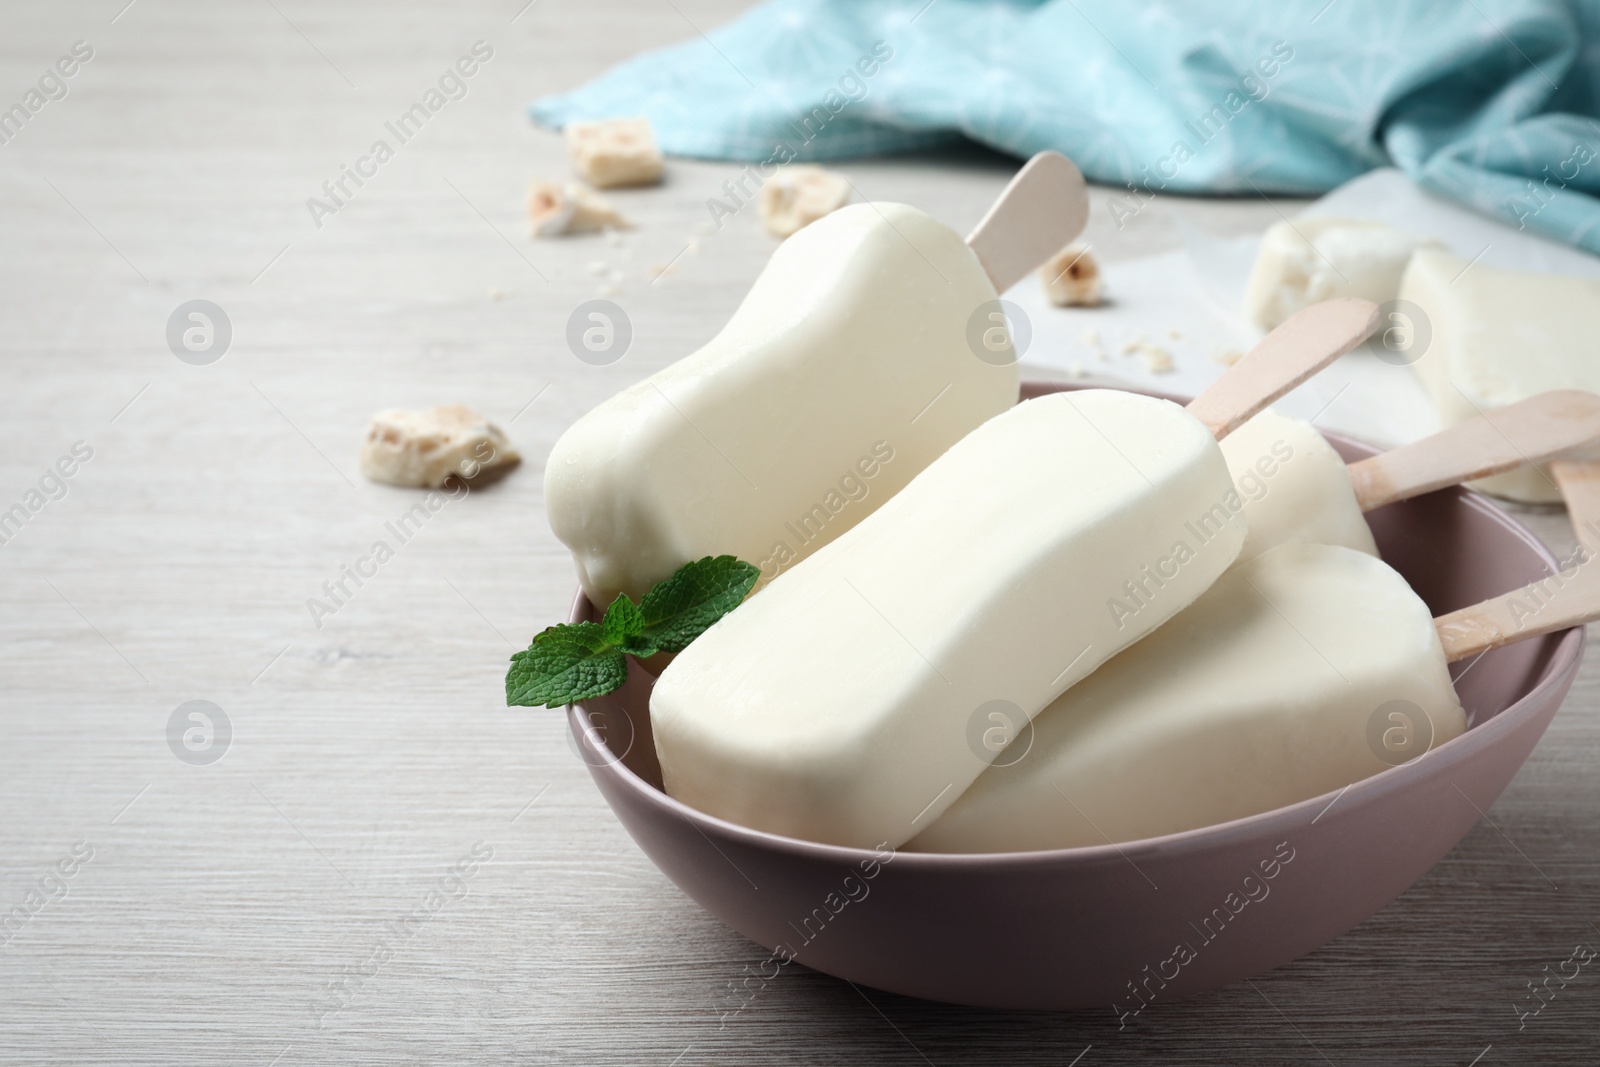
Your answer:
[1347,391,1600,512]
[1432,447,1600,662]
[1185,298,1380,441]
[1551,458,1600,542]
[965,151,1088,293]
[1435,562,1600,662]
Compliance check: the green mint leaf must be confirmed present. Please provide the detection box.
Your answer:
[604,593,659,658]
[506,621,629,708]
[637,555,761,652]
[617,632,661,659]
[602,593,644,644]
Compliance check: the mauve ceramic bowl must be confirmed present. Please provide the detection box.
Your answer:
[564,381,1584,1010]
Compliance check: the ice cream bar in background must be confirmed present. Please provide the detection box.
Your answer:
[1244,217,1440,330]
[1222,390,1600,561]
[650,300,1381,850]
[1398,249,1600,504]
[546,153,1089,605]
[1220,408,1380,559]
[915,519,1600,854]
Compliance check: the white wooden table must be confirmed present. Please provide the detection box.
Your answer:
[2,2,1597,1063]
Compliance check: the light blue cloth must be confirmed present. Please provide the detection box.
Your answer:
[531,0,1600,253]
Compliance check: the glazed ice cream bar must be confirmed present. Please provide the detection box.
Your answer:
[1220,408,1380,560]
[546,202,1013,604]
[1399,249,1600,503]
[649,299,1381,850]
[546,154,1089,606]
[1222,391,1600,561]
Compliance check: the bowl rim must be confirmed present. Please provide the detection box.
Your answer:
[566,385,1587,868]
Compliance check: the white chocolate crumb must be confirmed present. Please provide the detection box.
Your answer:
[1212,345,1245,367]
[564,117,663,189]
[1140,346,1176,375]
[759,166,852,237]
[585,261,607,276]
[359,404,519,488]
[1080,328,1107,363]
[527,180,631,237]
[598,283,621,297]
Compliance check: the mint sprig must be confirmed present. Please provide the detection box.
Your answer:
[506,555,760,708]
[505,621,626,708]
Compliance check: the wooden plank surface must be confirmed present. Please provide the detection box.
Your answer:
[1,2,1596,1064]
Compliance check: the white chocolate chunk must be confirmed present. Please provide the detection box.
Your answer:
[910,543,1465,853]
[1219,408,1376,561]
[1138,345,1174,375]
[1244,217,1440,330]
[759,165,852,237]
[564,117,663,188]
[359,405,519,488]
[651,389,1245,850]
[1399,249,1600,503]
[546,202,1017,605]
[526,181,631,236]
[1040,242,1101,306]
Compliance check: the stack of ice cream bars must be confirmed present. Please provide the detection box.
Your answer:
[544,154,1600,854]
